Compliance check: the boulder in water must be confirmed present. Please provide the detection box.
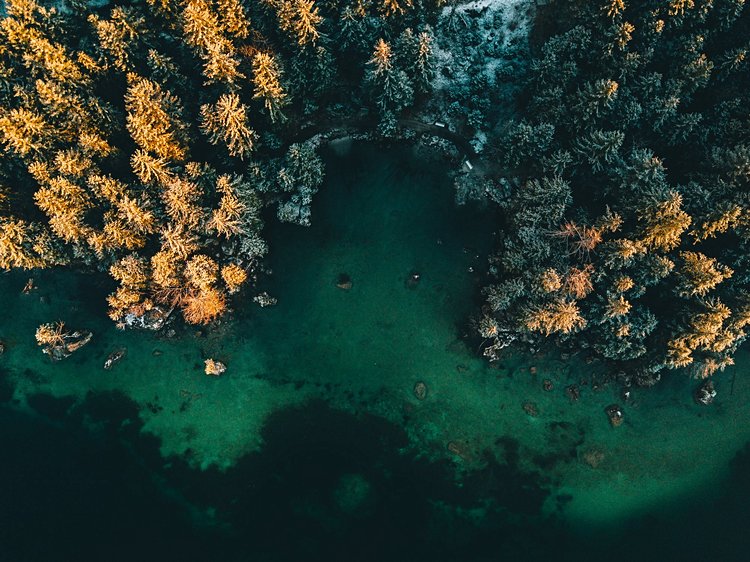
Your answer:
[336,273,352,290]
[413,381,428,400]
[694,380,717,405]
[22,278,35,294]
[605,404,624,427]
[205,358,227,376]
[104,348,126,370]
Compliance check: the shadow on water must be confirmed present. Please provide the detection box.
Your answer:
[0,385,559,561]
[2,384,750,561]
[0,394,216,561]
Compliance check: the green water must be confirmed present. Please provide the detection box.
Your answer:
[1,143,750,559]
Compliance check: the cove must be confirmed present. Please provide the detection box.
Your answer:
[1,144,750,559]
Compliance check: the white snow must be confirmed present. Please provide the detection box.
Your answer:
[426,0,534,147]
[434,0,533,93]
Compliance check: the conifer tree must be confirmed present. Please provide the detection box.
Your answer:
[0,0,445,329]
[366,38,413,114]
[0,107,49,156]
[479,0,750,386]
[200,93,257,159]
[382,0,413,17]
[251,52,288,123]
[181,0,244,84]
[125,76,188,161]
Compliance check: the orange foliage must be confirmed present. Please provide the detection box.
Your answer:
[182,287,226,324]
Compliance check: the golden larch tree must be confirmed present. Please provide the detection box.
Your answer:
[200,93,257,159]
[125,75,188,161]
[252,52,288,123]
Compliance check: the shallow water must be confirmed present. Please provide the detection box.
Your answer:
[1,144,749,560]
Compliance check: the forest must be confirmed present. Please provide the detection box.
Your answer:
[0,0,438,327]
[1,0,749,389]
[478,0,750,386]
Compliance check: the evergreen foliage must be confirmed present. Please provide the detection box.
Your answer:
[480,0,750,385]
[0,0,440,326]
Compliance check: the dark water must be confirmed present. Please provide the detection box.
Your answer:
[1,144,749,561]
[2,389,750,561]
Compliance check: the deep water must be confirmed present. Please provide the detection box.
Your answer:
[1,144,750,561]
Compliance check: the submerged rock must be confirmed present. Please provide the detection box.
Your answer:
[482,331,517,361]
[582,447,605,468]
[523,401,539,417]
[447,440,472,461]
[413,381,428,400]
[204,358,227,376]
[104,348,126,370]
[0,341,5,356]
[694,380,717,405]
[543,379,553,392]
[333,473,374,515]
[565,384,580,402]
[634,369,661,387]
[605,404,624,427]
[336,273,353,290]
[65,332,91,353]
[405,270,421,289]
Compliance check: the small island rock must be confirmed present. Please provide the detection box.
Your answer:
[205,358,227,376]
[36,322,92,361]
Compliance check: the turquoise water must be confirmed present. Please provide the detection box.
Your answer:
[1,144,750,560]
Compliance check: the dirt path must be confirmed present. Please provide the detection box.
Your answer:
[293,114,488,176]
